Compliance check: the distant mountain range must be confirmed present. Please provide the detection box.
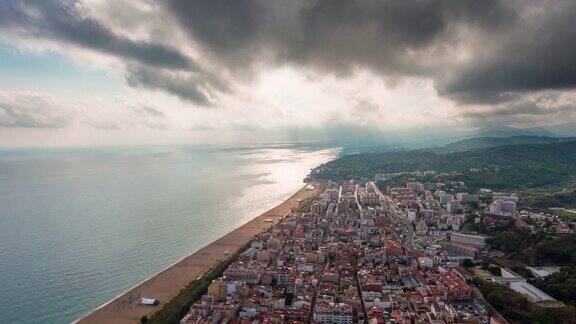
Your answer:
[435,135,576,153]
[525,122,576,137]
[325,123,576,155]
[468,123,576,139]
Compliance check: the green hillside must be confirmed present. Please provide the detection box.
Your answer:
[310,141,576,194]
[435,136,575,153]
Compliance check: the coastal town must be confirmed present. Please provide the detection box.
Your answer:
[176,173,576,324]
[6,2,576,324]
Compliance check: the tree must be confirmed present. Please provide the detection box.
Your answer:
[284,292,294,306]
[140,315,148,323]
[488,266,502,276]
[511,266,533,278]
[465,201,480,209]
[462,259,474,268]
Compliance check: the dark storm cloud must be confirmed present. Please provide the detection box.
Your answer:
[0,0,193,70]
[292,0,515,75]
[125,65,228,105]
[461,95,576,125]
[165,0,576,112]
[439,1,576,104]
[3,0,576,121]
[166,0,267,55]
[166,0,514,76]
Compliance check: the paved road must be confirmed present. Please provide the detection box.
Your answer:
[370,182,414,251]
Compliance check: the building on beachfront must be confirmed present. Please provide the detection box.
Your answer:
[223,265,261,284]
[208,279,228,301]
[311,201,324,214]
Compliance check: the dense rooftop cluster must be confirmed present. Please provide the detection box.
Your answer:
[179,178,501,324]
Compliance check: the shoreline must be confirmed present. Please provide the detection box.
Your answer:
[76,182,324,324]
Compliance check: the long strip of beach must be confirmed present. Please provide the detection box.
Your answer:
[76,182,324,324]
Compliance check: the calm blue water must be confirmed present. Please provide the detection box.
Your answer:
[0,143,337,323]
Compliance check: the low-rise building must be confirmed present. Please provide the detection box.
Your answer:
[313,303,353,324]
[441,241,479,259]
[446,200,462,213]
[450,233,486,248]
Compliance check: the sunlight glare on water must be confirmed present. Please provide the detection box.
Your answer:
[0,143,337,324]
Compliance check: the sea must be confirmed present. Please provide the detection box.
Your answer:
[0,142,338,323]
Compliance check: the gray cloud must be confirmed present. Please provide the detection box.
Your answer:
[3,0,576,126]
[438,1,576,104]
[461,94,576,125]
[0,92,70,128]
[125,65,229,106]
[131,105,166,118]
[0,0,193,70]
[165,0,576,113]
[0,91,177,130]
[0,0,234,104]
[166,0,514,77]
[293,0,514,76]
[125,105,169,130]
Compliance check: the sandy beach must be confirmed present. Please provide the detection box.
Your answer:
[76,182,324,324]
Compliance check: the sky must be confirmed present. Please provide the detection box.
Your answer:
[0,0,575,147]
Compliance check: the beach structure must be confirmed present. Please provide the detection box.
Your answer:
[140,298,158,306]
